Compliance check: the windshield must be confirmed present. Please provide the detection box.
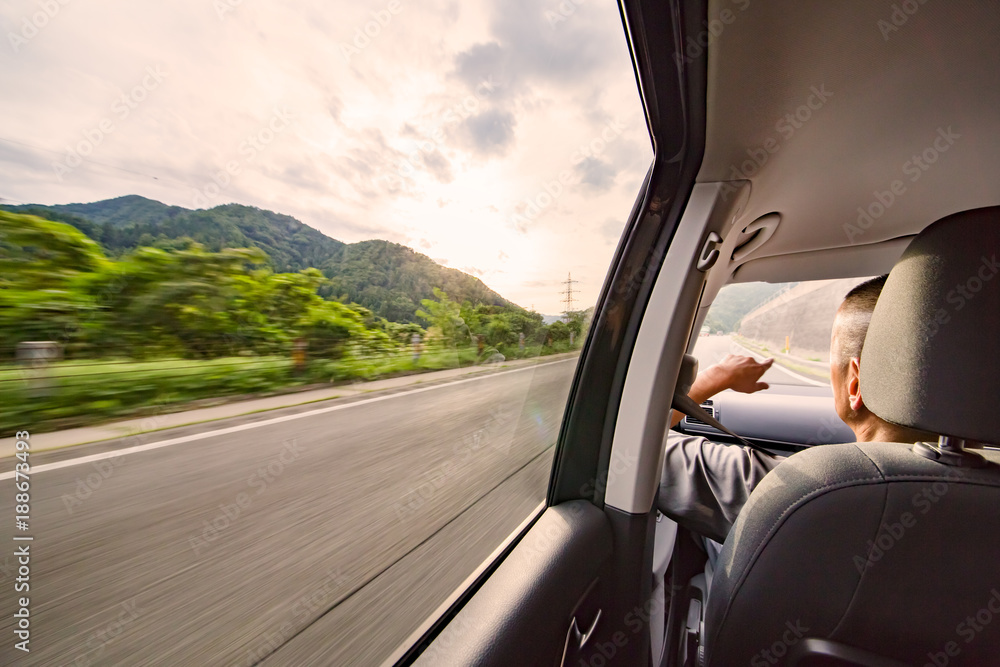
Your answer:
[695,277,878,394]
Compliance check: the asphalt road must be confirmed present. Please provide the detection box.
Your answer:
[690,335,829,388]
[0,358,577,666]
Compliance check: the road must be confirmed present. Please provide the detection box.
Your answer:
[690,335,829,388]
[0,338,820,666]
[0,358,577,666]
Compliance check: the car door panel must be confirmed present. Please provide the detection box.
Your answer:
[411,500,612,666]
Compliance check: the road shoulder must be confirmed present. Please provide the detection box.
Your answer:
[1,353,579,459]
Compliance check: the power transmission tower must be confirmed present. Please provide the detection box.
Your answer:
[560,272,578,315]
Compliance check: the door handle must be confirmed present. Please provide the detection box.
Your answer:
[560,609,602,666]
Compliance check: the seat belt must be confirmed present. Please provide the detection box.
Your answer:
[672,354,773,454]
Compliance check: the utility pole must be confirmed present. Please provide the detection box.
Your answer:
[560,272,578,315]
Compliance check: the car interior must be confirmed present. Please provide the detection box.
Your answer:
[389,1,1000,665]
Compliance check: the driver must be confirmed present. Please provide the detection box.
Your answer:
[658,275,936,544]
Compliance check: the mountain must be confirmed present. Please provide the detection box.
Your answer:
[703,281,797,333]
[3,196,515,323]
[5,196,345,274]
[34,194,188,227]
[321,239,511,323]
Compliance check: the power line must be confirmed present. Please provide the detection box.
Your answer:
[560,272,578,314]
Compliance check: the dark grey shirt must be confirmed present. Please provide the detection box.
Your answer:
[657,431,784,543]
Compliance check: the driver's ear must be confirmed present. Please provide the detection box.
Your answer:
[848,357,864,411]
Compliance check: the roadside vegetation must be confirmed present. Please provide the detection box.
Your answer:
[0,211,590,434]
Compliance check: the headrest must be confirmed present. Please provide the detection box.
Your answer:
[861,207,1000,444]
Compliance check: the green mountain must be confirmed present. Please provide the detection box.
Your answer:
[6,196,345,274]
[3,196,514,323]
[39,194,188,227]
[703,282,796,333]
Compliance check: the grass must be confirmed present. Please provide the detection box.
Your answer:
[0,356,295,436]
[0,343,579,436]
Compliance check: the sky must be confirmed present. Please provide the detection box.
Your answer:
[0,0,652,314]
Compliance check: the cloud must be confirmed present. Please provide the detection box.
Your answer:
[597,217,625,243]
[445,0,631,169]
[422,149,454,183]
[479,0,615,83]
[459,109,516,156]
[576,156,617,191]
[454,42,508,95]
[0,0,651,312]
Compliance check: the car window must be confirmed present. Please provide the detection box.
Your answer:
[697,277,877,394]
[0,1,650,664]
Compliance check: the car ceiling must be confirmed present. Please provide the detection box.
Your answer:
[697,0,1000,281]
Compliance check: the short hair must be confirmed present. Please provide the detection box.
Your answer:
[834,274,888,366]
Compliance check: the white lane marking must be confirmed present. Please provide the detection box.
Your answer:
[730,342,830,388]
[0,358,576,479]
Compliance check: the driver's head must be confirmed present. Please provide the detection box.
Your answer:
[830,275,935,443]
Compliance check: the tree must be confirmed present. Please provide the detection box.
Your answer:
[0,212,109,357]
[563,308,593,341]
[547,321,570,343]
[303,300,365,359]
[415,288,468,346]
[0,209,534,365]
[0,211,108,289]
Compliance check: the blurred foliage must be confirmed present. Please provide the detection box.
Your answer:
[0,210,592,434]
[3,195,513,323]
[703,282,797,334]
[0,211,366,361]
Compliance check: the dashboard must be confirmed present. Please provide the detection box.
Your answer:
[674,384,855,451]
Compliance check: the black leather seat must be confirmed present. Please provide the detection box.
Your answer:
[702,207,1000,666]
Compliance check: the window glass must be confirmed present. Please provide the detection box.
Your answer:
[697,277,877,394]
[0,0,650,663]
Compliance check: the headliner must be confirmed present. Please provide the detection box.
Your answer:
[697,0,1000,281]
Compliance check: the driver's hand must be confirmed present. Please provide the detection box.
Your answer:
[701,354,773,394]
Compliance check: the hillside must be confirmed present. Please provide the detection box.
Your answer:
[737,278,863,362]
[5,196,345,274]
[703,281,795,333]
[321,239,510,323]
[36,194,189,227]
[3,196,515,323]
